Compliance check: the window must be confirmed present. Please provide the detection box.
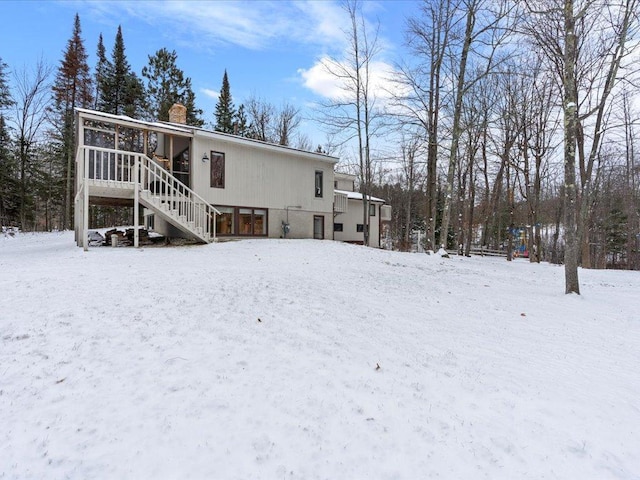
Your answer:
[210,151,225,188]
[239,208,268,236]
[253,209,266,235]
[357,224,364,232]
[213,206,267,236]
[369,203,376,216]
[334,223,343,232]
[173,147,190,187]
[215,207,235,235]
[315,170,323,197]
[239,208,253,234]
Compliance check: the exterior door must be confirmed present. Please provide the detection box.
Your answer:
[313,215,324,240]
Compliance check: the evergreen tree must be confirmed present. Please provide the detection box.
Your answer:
[0,114,18,226]
[142,48,203,126]
[214,70,235,133]
[98,26,145,116]
[94,33,108,110]
[0,57,11,110]
[51,13,93,230]
[0,58,16,226]
[234,104,249,136]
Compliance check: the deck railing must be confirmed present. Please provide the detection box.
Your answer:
[334,192,348,214]
[78,145,220,243]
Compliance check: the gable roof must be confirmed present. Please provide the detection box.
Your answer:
[76,108,193,136]
[76,108,339,165]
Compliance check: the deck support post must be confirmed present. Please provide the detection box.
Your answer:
[83,149,89,252]
[134,155,140,248]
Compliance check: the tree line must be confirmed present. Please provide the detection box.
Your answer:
[318,0,639,284]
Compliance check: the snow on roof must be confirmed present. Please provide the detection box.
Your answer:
[335,189,386,203]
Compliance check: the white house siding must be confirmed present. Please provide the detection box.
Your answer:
[335,176,356,191]
[190,132,336,239]
[333,199,382,248]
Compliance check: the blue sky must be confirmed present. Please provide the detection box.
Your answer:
[1,0,419,147]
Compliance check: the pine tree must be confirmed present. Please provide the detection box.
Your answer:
[142,48,203,126]
[214,70,235,133]
[51,13,93,230]
[98,26,144,116]
[0,114,18,226]
[94,33,108,110]
[234,104,249,136]
[0,58,16,226]
[0,57,11,110]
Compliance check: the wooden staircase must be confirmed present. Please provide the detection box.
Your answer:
[75,146,220,249]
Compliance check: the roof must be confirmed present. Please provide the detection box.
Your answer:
[75,108,193,136]
[75,107,339,164]
[335,189,385,203]
[193,127,339,165]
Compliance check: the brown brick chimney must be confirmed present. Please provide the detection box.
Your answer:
[168,103,187,124]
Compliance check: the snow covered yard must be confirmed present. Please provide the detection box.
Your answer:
[1,231,639,479]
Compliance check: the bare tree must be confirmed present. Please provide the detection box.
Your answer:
[439,0,515,250]
[396,0,459,250]
[524,0,639,292]
[620,88,639,269]
[398,131,425,247]
[244,96,301,147]
[316,0,381,246]
[9,60,53,230]
[245,95,275,142]
[275,103,301,146]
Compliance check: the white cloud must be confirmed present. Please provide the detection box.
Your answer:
[299,56,402,104]
[82,0,351,52]
[201,88,219,100]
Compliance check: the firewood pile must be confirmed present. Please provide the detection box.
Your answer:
[104,228,155,246]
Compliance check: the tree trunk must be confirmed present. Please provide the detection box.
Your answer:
[563,0,580,293]
[440,6,474,249]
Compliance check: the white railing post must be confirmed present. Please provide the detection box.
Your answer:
[134,154,139,248]
[83,148,89,251]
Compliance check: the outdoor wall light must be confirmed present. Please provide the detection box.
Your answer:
[202,152,209,162]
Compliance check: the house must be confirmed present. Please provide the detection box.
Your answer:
[74,104,390,249]
[333,173,392,248]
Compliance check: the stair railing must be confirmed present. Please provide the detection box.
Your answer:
[138,155,220,241]
[78,145,220,242]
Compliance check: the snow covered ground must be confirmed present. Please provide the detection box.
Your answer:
[1,231,639,479]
